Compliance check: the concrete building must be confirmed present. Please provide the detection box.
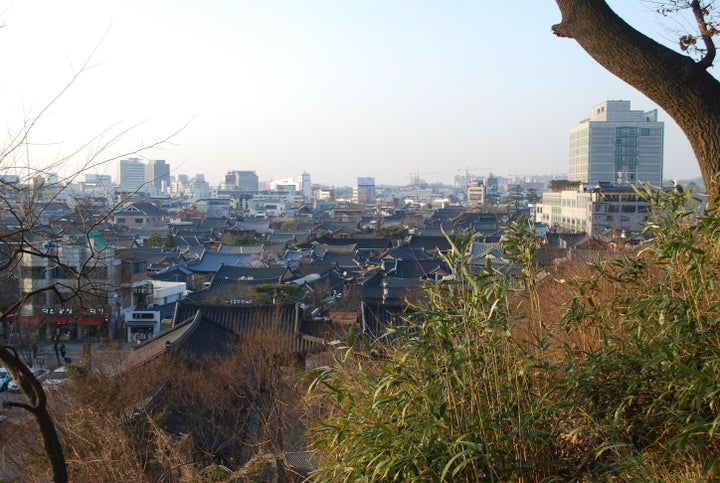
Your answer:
[185,174,211,200]
[118,158,147,193]
[353,177,376,206]
[196,198,231,218]
[269,177,300,193]
[223,170,259,193]
[301,171,312,198]
[145,160,171,195]
[245,193,288,217]
[535,100,662,240]
[467,180,485,205]
[315,188,335,201]
[535,183,649,239]
[569,100,664,187]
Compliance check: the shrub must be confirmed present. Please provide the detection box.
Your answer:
[307,227,560,481]
[561,184,720,477]
[308,185,720,481]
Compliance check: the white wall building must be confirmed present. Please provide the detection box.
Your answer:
[535,183,649,239]
[569,100,664,187]
[535,100,662,239]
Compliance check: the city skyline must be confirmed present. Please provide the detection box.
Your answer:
[0,1,705,187]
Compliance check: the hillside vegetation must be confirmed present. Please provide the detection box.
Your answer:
[308,183,720,481]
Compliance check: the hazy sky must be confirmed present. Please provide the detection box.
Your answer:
[0,1,706,187]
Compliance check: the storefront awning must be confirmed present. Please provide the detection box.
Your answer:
[19,315,43,324]
[79,316,104,326]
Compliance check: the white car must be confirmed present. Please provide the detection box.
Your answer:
[0,367,10,392]
[7,367,50,392]
[43,366,71,391]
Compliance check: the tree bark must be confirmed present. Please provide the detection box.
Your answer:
[553,0,720,197]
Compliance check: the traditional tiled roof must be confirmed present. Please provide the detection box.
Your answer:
[543,232,589,249]
[312,235,392,251]
[403,235,453,254]
[115,202,166,217]
[150,264,194,283]
[384,246,437,261]
[212,266,289,286]
[172,301,324,353]
[188,250,264,273]
[391,259,450,279]
[234,220,273,233]
[199,217,229,230]
[216,244,264,254]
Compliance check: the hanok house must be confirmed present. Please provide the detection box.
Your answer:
[112,201,168,229]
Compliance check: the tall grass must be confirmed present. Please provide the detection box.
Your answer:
[307,224,560,482]
[308,183,720,481]
[561,184,720,478]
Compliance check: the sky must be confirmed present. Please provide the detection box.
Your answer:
[0,0,706,188]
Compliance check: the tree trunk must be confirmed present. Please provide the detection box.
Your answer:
[553,0,720,197]
[0,347,68,483]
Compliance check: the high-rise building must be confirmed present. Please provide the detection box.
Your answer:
[222,170,259,193]
[534,100,663,239]
[569,100,664,187]
[301,172,312,198]
[238,171,259,192]
[145,160,170,195]
[353,177,376,205]
[117,158,146,193]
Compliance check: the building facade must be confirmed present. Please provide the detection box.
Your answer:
[301,171,312,198]
[535,100,661,240]
[145,160,171,195]
[569,100,664,187]
[535,183,649,239]
[353,177,376,206]
[223,170,259,193]
[467,180,485,205]
[118,158,147,193]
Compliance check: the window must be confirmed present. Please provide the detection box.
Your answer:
[122,260,147,275]
[50,266,71,279]
[641,128,651,136]
[82,266,109,279]
[134,218,143,224]
[21,266,46,280]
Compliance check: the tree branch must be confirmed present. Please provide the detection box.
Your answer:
[691,0,717,69]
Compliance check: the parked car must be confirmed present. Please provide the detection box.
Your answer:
[43,366,71,391]
[0,367,10,391]
[7,367,50,392]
